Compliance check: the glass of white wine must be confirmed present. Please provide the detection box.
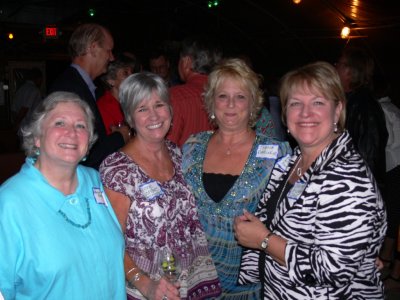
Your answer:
[159,248,181,283]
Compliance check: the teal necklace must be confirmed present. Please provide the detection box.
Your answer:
[58,197,92,229]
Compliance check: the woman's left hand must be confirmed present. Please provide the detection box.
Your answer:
[233,209,269,249]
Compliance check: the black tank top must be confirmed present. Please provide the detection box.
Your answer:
[202,172,239,203]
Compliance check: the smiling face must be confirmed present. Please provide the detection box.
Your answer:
[214,77,252,132]
[286,84,342,156]
[35,102,90,168]
[132,91,172,144]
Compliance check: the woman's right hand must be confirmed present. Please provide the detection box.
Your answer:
[142,277,180,300]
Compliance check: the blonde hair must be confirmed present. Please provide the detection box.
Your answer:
[203,58,264,127]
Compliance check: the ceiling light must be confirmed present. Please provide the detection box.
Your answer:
[293,0,302,4]
[341,26,351,39]
[208,0,220,8]
[88,8,96,17]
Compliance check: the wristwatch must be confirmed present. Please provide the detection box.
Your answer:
[260,232,274,250]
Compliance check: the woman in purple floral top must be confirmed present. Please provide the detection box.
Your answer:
[100,72,221,300]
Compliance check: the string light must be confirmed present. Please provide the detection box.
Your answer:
[341,26,351,39]
[208,0,220,8]
[8,32,14,40]
[88,8,96,17]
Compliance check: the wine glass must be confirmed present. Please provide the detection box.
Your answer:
[159,248,181,283]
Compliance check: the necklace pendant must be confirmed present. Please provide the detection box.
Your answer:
[296,167,302,177]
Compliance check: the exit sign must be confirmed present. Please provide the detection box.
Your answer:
[43,25,59,39]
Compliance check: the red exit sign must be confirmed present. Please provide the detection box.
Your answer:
[43,26,59,39]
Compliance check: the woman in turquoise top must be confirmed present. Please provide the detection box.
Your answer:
[0,92,126,299]
[182,58,291,299]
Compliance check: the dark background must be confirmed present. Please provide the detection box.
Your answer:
[1,0,399,126]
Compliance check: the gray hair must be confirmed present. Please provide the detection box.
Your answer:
[180,37,222,74]
[100,53,137,88]
[20,92,97,157]
[118,72,171,129]
[68,23,111,58]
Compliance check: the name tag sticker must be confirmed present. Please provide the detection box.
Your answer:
[140,181,163,201]
[93,187,108,206]
[276,154,291,171]
[287,181,306,202]
[256,144,279,159]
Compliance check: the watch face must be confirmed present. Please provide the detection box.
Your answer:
[261,240,267,249]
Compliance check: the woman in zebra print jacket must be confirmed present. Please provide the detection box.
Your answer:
[234,61,386,299]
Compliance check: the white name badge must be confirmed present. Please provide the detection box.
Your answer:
[93,187,108,206]
[140,181,163,201]
[276,154,291,171]
[287,181,306,202]
[256,144,279,159]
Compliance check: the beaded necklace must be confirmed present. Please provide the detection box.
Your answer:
[58,197,92,229]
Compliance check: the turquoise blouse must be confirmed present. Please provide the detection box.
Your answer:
[0,158,126,300]
[182,131,291,299]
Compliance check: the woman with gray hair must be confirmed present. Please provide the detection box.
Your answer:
[99,72,221,300]
[0,91,126,299]
[97,53,138,135]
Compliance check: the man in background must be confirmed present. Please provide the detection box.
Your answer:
[336,46,387,189]
[149,49,180,87]
[167,37,222,147]
[50,23,130,169]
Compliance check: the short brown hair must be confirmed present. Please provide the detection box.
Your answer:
[68,23,111,58]
[280,61,346,132]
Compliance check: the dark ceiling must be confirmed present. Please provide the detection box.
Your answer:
[1,0,400,99]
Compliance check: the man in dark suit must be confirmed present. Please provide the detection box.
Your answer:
[50,23,130,169]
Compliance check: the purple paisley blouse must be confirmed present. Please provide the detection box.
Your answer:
[100,141,221,299]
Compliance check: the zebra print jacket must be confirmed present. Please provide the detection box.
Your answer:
[239,131,387,299]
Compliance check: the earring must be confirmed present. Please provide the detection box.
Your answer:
[81,156,87,162]
[287,128,290,134]
[333,122,338,133]
[35,147,40,156]
[211,114,215,120]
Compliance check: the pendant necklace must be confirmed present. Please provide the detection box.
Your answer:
[222,133,251,155]
[296,156,303,177]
